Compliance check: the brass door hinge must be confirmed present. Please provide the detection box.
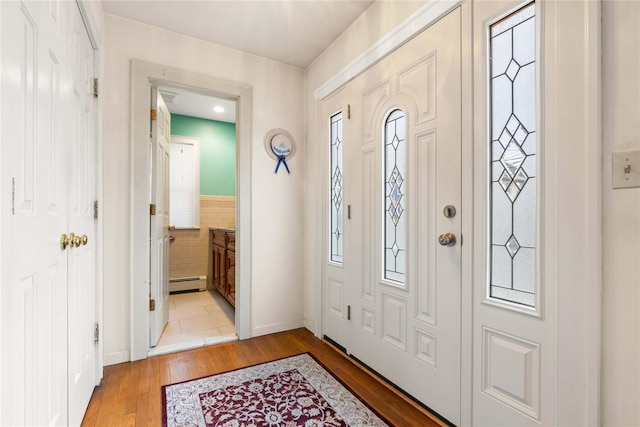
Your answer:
[149,299,156,311]
[93,78,99,98]
[94,200,98,220]
[150,109,157,121]
[150,203,156,216]
[94,323,99,342]
[347,104,351,119]
[347,305,351,320]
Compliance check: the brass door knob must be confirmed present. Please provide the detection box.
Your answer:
[81,235,88,246]
[438,233,456,247]
[61,234,70,250]
[168,225,176,231]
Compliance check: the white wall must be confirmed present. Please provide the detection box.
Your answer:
[601,1,640,425]
[303,0,426,333]
[102,15,305,364]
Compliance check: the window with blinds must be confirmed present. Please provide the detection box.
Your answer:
[170,136,200,228]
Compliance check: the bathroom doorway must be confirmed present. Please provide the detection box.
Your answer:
[154,87,238,352]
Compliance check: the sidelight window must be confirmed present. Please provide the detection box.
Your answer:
[384,110,406,283]
[489,2,537,308]
[330,112,343,264]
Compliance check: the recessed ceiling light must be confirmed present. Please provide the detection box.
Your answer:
[213,105,225,113]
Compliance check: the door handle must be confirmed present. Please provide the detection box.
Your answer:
[168,225,176,231]
[438,233,456,247]
[61,234,70,250]
[80,235,88,246]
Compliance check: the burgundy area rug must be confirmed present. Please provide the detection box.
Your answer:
[162,352,389,427]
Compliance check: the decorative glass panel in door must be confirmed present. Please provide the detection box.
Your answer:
[330,112,343,263]
[489,2,537,307]
[384,110,406,284]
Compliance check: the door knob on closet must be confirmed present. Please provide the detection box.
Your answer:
[168,225,176,231]
[80,235,88,246]
[438,233,456,247]
[61,233,70,250]
[69,232,81,248]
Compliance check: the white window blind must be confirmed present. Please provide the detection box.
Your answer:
[170,136,200,228]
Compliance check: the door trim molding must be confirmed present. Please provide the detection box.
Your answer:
[130,60,253,361]
[314,0,462,101]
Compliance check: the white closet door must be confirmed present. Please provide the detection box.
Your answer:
[1,1,98,425]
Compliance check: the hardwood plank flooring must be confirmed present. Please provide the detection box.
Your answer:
[82,328,447,426]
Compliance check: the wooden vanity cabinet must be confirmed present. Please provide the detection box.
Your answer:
[209,228,236,307]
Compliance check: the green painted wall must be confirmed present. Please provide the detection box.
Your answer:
[170,114,236,196]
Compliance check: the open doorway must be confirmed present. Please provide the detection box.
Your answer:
[130,60,253,361]
[154,87,238,350]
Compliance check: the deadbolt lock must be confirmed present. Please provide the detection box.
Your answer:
[443,205,456,218]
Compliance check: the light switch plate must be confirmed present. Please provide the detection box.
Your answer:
[612,150,640,189]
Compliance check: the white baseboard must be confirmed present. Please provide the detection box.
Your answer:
[303,319,320,337]
[104,350,129,366]
[251,319,305,337]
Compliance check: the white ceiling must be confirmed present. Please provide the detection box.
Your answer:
[105,0,374,124]
[159,87,237,122]
[101,0,375,69]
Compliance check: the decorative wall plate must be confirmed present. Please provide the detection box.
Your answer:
[264,128,296,174]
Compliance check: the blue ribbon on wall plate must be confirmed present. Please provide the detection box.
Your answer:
[265,129,296,174]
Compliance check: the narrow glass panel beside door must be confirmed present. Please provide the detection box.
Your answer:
[489,2,537,308]
[330,112,343,264]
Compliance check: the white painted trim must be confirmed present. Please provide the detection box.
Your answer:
[130,60,253,361]
[103,350,130,367]
[75,0,104,386]
[76,1,101,49]
[252,320,305,338]
[314,0,461,101]
[459,3,474,425]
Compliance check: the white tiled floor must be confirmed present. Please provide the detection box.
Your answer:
[157,289,235,347]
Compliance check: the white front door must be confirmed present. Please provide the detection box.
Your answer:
[67,4,98,425]
[323,8,463,424]
[149,87,171,347]
[0,1,98,425]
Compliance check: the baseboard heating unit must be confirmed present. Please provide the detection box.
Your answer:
[169,276,206,293]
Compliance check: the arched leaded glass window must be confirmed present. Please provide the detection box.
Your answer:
[384,109,406,283]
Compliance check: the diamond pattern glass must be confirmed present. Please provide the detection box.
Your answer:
[384,110,406,283]
[330,112,343,263]
[489,2,537,308]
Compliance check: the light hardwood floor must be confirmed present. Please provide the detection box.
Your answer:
[82,328,447,426]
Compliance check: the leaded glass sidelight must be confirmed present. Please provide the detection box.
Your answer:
[384,110,406,283]
[489,2,537,307]
[330,112,343,263]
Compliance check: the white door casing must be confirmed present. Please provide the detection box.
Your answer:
[0,1,99,425]
[150,87,171,347]
[130,61,253,361]
[322,8,463,424]
[67,3,98,425]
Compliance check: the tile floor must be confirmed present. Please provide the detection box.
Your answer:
[157,289,235,347]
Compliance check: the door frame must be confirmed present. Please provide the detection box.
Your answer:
[77,0,104,384]
[130,60,252,361]
[313,0,600,424]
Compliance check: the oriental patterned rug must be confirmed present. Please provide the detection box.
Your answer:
[162,353,389,427]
